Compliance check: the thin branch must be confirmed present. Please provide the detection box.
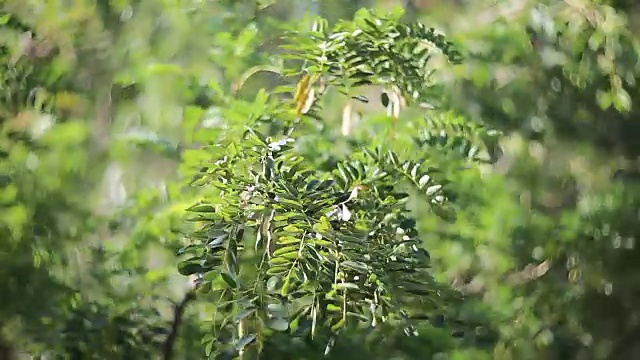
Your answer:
[162,290,197,360]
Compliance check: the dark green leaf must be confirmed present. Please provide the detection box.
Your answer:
[186,203,216,213]
[220,273,238,288]
[234,307,256,322]
[178,261,204,276]
[235,334,257,351]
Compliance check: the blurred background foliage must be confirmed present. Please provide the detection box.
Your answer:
[1,0,640,359]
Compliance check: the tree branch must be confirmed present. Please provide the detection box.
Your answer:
[162,290,196,360]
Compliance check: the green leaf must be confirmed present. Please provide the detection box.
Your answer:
[234,307,256,322]
[186,203,216,213]
[245,128,268,145]
[197,281,213,294]
[280,277,292,296]
[235,334,257,351]
[596,90,612,110]
[0,14,11,25]
[347,312,369,322]
[267,318,290,332]
[613,88,631,112]
[330,318,346,331]
[177,244,200,255]
[277,236,301,245]
[204,338,215,357]
[336,282,359,290]
[431,206,457,223]
[267,276,282,292]
[279,251,300,260]
[341,260,369,272]
[268,257,292,267]
[220,273,238,288]
[266,266,289,276]
[273,246,300,256]
[309,239,336,248]
[178,260,204,276]
[426,184,442,196]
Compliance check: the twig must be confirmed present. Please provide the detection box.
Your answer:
[162,290,197,360]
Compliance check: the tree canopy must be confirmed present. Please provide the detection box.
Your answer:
[1,0,640,359]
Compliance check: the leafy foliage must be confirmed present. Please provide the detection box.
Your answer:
[282,9,462,106]
[177,9,487,359]
[0,4,203,359]
[3,0,640,359]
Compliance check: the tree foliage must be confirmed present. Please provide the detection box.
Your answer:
[2,0,640,359]
[176,9,496,358]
